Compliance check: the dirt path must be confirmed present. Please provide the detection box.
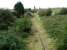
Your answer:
[27,13,57,50]
[26,13,48,50]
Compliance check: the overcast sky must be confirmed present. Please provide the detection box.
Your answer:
[0,0,67,9]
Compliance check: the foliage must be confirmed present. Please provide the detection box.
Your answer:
[14,1,24,17]
[0,32,27,50]
[51,8,62,15]
[15,17,32,38]
[38,9,52,16]
[41,15,67,50]
[57,19,67,50]
[59,8,67,15]
[42,15,65,39]
[51,8,67,15]
[0,9,16,30]
[58,38,67,50]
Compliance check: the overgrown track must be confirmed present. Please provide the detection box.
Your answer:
[27,13,57,50]
[26,13,48,50]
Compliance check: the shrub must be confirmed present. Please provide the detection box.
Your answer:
[38,9,52,16]
[59,8,67,15]
[58,38,67,50]
[0,9,16,30]
[51,8,62,15]
[58,20,67,50]
[15,17,32,38]
[0,34,27,50]
[53,8,67,15]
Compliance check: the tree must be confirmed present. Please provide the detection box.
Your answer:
[14,1,24,17]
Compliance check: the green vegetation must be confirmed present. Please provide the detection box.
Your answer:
[38,8,52,16]
[40,15,67,50]
[14,1,24,17]
[0,1,32,49]
[15,17,32,38]
[0,33,27,50]
[52,8,67,15]
[59,8,67,15]
[1,1,67,49]
[0,14,32,50]
[0,9,16,30]
[41,15,65,39]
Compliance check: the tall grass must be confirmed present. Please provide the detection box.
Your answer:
[40,15,67,50]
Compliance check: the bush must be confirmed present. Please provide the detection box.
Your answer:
[38,9,52,16]
[0,34,27,50]
[59,8,67,15]
[51,8,62,15]
[53,8,67,15]
[58,38,67,50]
[0,9,16,30]
[58,20,67,50]
[15,17,32,38]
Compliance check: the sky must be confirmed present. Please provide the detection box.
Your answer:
[0,0,67,9]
